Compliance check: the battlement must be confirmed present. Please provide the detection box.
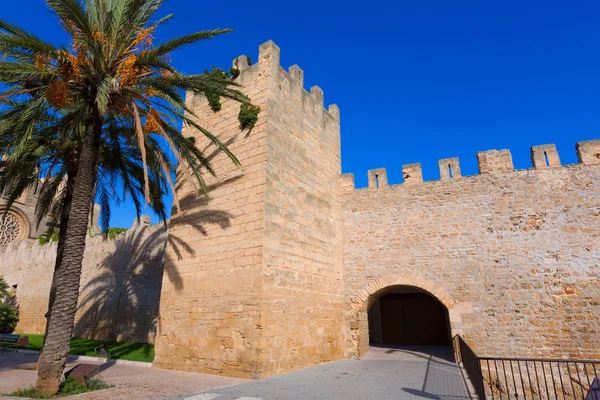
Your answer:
[230,40,340,127]
[340,139,600,193]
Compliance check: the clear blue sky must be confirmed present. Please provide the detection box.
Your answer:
[4,1,600,227]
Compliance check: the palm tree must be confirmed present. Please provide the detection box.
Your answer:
[0,0,250,394]
[0,107,172,237]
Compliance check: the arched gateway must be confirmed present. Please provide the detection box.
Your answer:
[368,287,451,346]
[347,274,471,359]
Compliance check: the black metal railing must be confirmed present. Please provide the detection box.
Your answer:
[454,335,600,400]
[454,335,487,399]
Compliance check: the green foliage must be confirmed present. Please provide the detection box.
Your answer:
[0,0,250,392]
[228,56,251,80]
[203,67,231,112]
[201,63,261,131]
[238,103,260,130]
[0,303,19,333]
[105,227,127,240]
[38,228,60,245]
[228,67,240,80]
[205,92,222,112]
[8,376,112,398]
[0,276,17,334]
[0,2,248,235]
[0,276,9,298]
[18,334,155,363]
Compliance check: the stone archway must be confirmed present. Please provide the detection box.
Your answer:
[346,273,472,359]
[369,288,451,346]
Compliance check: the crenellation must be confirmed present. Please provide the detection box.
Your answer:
[576,139,600,165]
[258,40,281,67]
[288,65,304,92]
[345,140,599,192]
[233,54,250,73]
[309,86,325,120]
[368,168,387,188]
[439,157,461,180]
[477,149,514,174]
[402,163,423,184]
[327,104,340,123]
[531,144,560,169]
[310,86,324,107]
[233,41,338,123]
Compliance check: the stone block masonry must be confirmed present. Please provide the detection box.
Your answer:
[343,140,600,361]
[0,218,167,344]
[2,40,599,380]
[153,40,344,379]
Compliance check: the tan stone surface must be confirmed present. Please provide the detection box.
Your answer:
[154,40,344,379]
[342,151,600,360]
[2,40,600,382]
[0,220,166,343]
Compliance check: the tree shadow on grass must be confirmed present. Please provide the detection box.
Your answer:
[69,337,154,362]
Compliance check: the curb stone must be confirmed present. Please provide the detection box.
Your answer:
[7,348,153,367]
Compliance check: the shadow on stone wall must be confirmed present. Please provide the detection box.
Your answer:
[74,205,235,344]
[74,224,169,343]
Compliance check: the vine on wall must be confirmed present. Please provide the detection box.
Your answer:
[238,103,260,130]
[203,57,260,130]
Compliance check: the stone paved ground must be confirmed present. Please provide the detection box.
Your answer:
[177,346,474,400]
[0,346,473,399]
[0,351,245,400]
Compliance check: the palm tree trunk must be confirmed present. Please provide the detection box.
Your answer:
[37,161,76,370]
[35,108,103,395]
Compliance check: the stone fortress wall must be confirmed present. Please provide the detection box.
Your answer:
[0,40,599,380]
[153,40,345,379]
[342,140,600,360]
[1,217,167,344]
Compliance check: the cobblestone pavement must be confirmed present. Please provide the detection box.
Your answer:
[177,346,474,400]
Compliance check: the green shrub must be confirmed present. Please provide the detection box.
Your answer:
[202,66,230,112]
[38,227,59,245]
[228,67,240,80]
[106,227,127,240]
[206,92,222,112]
[238,103,260,130]
[0,303,19,333]
[0,276,9,298]
[9,376,112,398]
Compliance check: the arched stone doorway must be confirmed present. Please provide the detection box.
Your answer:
[368,286,451,346]
[347,274,472,358]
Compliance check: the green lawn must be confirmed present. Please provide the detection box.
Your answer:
[17,334,154,363]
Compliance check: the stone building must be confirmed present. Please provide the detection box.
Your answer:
[0,179,49,246]
[153,41,600,378]
[2,40,599,381]
[0,179,100,246]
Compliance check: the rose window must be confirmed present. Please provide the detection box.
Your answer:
[0,213,20,245]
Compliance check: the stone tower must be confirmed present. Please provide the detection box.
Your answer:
[154,41,345,378]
